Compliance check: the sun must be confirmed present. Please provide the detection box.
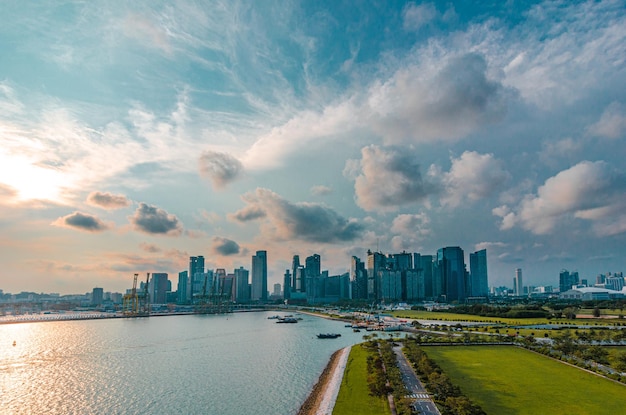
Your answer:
[0,151,67,203]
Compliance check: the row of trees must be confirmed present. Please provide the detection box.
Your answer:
[403,341,486,415]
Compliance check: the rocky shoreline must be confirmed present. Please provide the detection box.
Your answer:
[297,348,344,415]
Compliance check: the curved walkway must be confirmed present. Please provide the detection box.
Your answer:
[316,346,351,415]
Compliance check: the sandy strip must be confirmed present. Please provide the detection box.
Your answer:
[297,346,351,415]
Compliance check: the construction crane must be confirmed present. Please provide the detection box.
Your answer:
[122,273,151,317]
[194,273,232,315]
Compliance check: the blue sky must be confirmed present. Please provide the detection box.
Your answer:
[1,0,625,294]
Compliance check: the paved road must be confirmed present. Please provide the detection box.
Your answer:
[393,345,441,415]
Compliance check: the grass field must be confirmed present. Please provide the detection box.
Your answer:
[332,344,390,415]
[423,346,626,415]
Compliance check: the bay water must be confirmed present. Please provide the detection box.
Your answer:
[0,311,367,415]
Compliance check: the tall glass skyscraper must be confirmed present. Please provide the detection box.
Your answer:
[436,247,467,302]
[189,255,205,300]
[251,250,267,301]
[469,249,488,297]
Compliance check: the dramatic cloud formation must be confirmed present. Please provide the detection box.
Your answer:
[211,237,241,256]
[52,211,109,232]
[347,145,437,212]
[129,203,183,235]
[86,191,131,209]
[231,188,363,243]
[495,161,626,235]
[365,53,509,145]
[441,151,510,207]
[390,213,431,251]
[198,151,244,189]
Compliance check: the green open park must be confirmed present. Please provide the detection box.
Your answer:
[333,344,390,415]
[423,346,626,415]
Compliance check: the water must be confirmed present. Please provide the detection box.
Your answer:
[0,311,366,415]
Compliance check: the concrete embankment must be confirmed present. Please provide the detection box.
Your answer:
[297,346,351,415]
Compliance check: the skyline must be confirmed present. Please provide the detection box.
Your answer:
[1,1,625,294]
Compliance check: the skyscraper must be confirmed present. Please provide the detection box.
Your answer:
[367,250,386,301]
[304,254,321,300]
[283,270,292,300]
[189,255,205,300]
[559,269,579,292]
[291,255,301,292]
[234,266,250,302]
[150,273,169,304]
[251,250,268,301]
[177,271,189,304]
[350,256,367,300]
[92,287,104,306]
[514,268,523,296]
[469,249,489,297]
[435,247,467,302]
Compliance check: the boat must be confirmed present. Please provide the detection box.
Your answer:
[267,315,280,319]
[276,317,298,323]
[317,333,341,339]
[353,328,361,332]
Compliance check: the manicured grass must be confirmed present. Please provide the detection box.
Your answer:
[333,344,390,415]
[423,346,626,415]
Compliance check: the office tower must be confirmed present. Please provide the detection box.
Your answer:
[367,250,386,301]
[379,269,403,302]
[469,249,489,297]
[559,269,579,292]
[390,252,412,271]
[149,273,169,304]
[305,254,321,301]
[418,255,435,299]
[272,283,282,297]
[234,266,250,302]
[435,247,467,302]
[294,266,306,293]
[177,271,189,304]
[514,268,523,296]
[251,250,268,301]
[283,270,291,300]
[405,269,425,301]
[189,256,205,299]
[92,287,104,306]
[291,255,301,292]
[350,256,367,300]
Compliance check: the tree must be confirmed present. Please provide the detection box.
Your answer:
[593,307,601,318]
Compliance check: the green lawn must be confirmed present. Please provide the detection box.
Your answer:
[333,344,390,415]
[424,346,626,415]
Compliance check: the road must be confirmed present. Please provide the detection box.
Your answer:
[393,345,441,415]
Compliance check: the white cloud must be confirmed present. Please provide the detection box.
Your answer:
[403,2,438,31]
[495,161,626,235]
[587,101,626,139]
[348,145,437,212]
[441,151,510,207]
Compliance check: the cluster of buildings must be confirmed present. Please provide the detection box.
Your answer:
[144,246,490,306]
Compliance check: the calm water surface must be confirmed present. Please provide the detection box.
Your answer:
[0,311,366,415]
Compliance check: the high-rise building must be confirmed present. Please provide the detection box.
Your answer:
[350,256,367,300]
[177,271,189,304]
[291,255,301,292]
[514,268,523,296]
[435,247,467,302]
[559,269,579,293]
[283,270,292,300]
[251,250,268,301]
[469,249,489,297]
[234,266,250,302]
[92,287,104,306]
[150,273,169,304]
[419,255,435,299]
[305,254,321,301]
[189,256,205,300]
[367,250,386,301]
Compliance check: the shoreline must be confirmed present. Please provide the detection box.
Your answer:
[297,346,351,415]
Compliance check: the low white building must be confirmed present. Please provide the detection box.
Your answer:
[559,286,625,301]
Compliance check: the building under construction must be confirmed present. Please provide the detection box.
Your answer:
[122,273,151,317]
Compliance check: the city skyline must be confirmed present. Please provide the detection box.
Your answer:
[1,1,625,294]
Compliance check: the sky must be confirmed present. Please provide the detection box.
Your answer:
[1,0,625,295]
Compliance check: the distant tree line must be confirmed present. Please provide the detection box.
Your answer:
[440,304,548,319]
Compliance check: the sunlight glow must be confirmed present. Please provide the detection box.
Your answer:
[0,151,67,202]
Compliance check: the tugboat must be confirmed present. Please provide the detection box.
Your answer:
[317,333,341,339]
